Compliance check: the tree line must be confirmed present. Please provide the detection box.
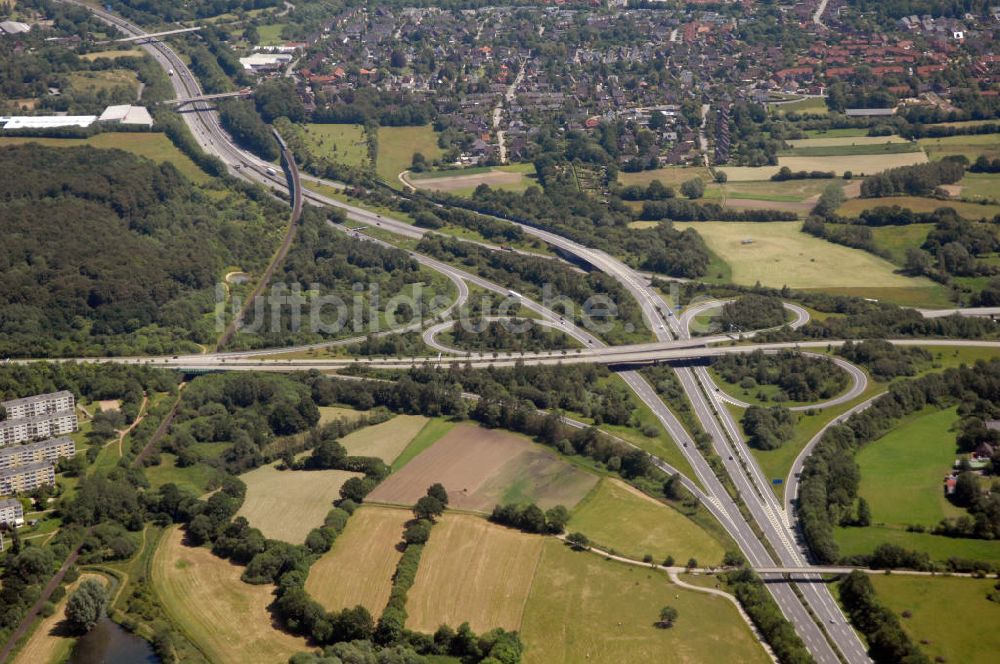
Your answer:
[712,350,849,404]
[860,158,966,198]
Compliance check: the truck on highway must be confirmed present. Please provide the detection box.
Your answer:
[168,68,174,76]
[507,290,521,299]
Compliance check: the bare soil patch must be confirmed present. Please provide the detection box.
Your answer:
[366,425,596,511]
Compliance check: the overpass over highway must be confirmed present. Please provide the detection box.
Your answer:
[164,89,253,107]
[113,26,201,42]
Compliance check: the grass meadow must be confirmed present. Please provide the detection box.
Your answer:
[377,125,443,185]
[566,478,726,564]
[519,540,770,664]
[151,527,308,664]
[855,407,964,528]
[301,123,370,169]
[235,463,361,543]
[869,575,1000,664]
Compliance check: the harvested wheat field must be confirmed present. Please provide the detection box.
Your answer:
[305,506,410,615]
[151,527,307,664]
[337,414,429,463]
[406,513,544,633]
[236,463,362,543]
[366,424,597,511]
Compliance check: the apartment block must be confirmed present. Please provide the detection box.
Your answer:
[0,498,24,527]
[0,411,78,447]
[1,391,75,420]
[0,462,56,495]
[0,437,76,470]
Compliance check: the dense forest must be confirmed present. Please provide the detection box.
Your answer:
[718,295,788,333]
[230,207,452,349]
[445,318,580,353]
[860,158,966,198]
[0,144,284,357]
[712,350,849,403]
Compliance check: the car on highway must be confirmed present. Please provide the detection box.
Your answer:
[266,167,277,176]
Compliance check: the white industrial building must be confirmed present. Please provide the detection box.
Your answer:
[239,52,293,72]
[0,498,24,527]
[99,104,154,127]
[0,21,31,35]
[0,115,97,130]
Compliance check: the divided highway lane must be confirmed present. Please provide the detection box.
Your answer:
[675,317,871,662]
[607,271,860,663]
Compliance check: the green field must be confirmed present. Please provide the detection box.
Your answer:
[778,151,928,177]
[751,380,882,501]
[675,222,944,300]
[855,407,964,528]
[870,575,1000,664]
[769,97,828,115]
[703,178,835,204]
[919,133,1000,161]
[838,196,1000,220]
[66,68,139,95]
[957,172,1000,201]
[0,134,213,184]
[914,345,1000,373]
[409,163,537,197]
[567,478,726,564]
[786,136,909,149]
[145,453,220,496]
[520,541,770,664]
[377,125,444,185]
[256,22,286,45]
[804,128,870,138]
[301,123,370,169]
[866,224,935,265]
[390,417,456,471]
[780,142,920,157]
[710,366,847,408]
[834,524,1000,565]
[618,166,714,188]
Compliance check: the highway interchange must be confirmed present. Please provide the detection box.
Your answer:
[50,5,1000,662]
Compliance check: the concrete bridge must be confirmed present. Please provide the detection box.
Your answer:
[114,27,201,42]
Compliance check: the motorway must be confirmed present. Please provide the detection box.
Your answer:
[53,5,992,662]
